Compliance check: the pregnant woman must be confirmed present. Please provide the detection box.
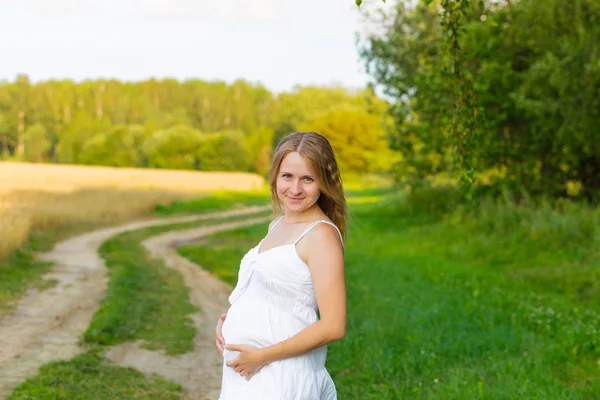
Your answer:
[215,131,347,399]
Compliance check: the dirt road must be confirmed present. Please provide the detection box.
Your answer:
[0,206,270,399]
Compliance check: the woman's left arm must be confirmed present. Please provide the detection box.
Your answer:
[225,224,346,372]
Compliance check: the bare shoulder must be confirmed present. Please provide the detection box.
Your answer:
[300,221,345,284]
[304,221,344,260]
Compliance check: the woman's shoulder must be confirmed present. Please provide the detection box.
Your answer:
[306,219,344,248]
[299,220,344,267]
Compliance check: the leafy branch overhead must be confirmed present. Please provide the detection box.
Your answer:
[357,0,479,188]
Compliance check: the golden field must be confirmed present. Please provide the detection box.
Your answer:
[0,162,266,259]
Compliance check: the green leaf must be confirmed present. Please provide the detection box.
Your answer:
[426,0,435,4]
[356,0,362,6]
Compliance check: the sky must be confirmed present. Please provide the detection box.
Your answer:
[0,0,383,93]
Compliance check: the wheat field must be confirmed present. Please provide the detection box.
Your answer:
[0,162,266,259]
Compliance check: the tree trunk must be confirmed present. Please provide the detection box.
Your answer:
[96,83,105,119]
[17,110,25,158]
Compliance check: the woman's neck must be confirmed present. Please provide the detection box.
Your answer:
[283,204,324,224]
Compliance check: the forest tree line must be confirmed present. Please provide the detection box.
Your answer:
[0,77,397,177]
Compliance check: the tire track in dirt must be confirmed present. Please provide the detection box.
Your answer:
[0,205,269,399]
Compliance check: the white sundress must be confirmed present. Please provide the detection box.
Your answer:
[218,216,344,400]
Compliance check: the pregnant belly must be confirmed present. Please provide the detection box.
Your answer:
[221,298,327,370]
[221,298,306,349]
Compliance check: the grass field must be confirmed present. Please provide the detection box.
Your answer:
[176,189,600,399]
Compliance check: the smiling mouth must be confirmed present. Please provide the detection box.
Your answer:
[288,196,304,200]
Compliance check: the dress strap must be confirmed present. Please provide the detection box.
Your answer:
[258,216,284,252]
[267,216,284,234]
[293,220,344,247]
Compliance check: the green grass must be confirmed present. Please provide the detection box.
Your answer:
[7,349,182,400]
[0,224,105,313]
[0,249,55,313]
[84,224,198,354]
[178,222,269,286]
[84,209,271,354]
[396,187,600,308]
[177,192,600,399]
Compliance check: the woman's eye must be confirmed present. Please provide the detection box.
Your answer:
[303,177,314,182]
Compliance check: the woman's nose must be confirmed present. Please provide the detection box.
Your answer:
[291,180,302,194]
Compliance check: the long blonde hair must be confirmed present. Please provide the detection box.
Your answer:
[269,131,348,241]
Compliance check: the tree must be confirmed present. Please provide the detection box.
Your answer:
[196,131,253,172]
[359,0,600,199]
[142,124,204,170]
[0,113,13,158]
[23,124,50,162]
[79,125,149,167]
[359,1,453,185]
[359,0,484,187]
[55,111,111,164]
[301,109,399,174]
[15,74,31,158]
[245,126,274,176]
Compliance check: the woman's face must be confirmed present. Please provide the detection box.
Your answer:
[276,152,321,213]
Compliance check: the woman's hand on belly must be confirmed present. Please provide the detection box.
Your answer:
[215,313,227,355]
[224,344,268,381]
